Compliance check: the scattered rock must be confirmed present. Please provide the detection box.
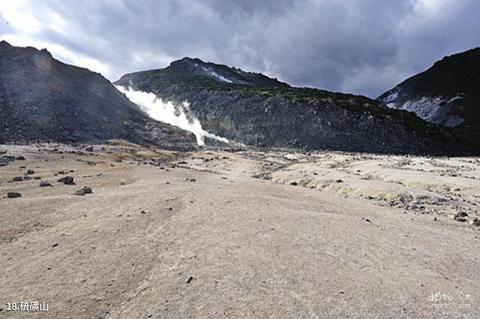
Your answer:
[15,156,26,160]
[33,176,42,180]
[58,176,75,185]
[468,218,480,227]
[85,146,94,152]
[12,176,23,182]
[449,212,469,222]
[252,172,272,180]
[26,169,35,174]
[7,192,22,198]
[39,181,53,187]
[74,186,93,196]
[448,213,458,220]
[23,176,32,181]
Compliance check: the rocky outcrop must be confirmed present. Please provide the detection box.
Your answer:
[378,48,480,152]
[116,57,461,155]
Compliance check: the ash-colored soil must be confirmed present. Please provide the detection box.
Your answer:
[0,144,479,319]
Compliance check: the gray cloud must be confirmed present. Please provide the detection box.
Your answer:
[1,0,479,97]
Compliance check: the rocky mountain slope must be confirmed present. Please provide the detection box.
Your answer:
[378,48,480,149]
[116,57,462,155]
[0,41,196,149]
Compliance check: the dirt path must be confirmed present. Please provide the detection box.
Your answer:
[1,145,479,318]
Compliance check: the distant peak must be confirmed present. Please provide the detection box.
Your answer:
[39,48,53,58]
[170,57,205,67]
[0,40,11,47]
[181,57,204,63]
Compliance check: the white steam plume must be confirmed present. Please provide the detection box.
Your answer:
[116,85,229,146]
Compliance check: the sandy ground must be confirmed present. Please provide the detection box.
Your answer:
[0,143,479,319]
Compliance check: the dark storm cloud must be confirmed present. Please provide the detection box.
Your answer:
[1,0,479,97]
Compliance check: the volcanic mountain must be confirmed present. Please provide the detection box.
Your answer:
[116,57,462,155]
[378,48,480,149]
[0,41,196,149]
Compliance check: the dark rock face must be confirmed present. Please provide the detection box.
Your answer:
[378,48,480,152]
[116,57,460,155]
[0,41,196,150]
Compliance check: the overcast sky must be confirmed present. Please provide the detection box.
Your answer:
[1,0,479,97]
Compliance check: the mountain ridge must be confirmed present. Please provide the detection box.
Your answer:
[0,41,196,149]
[116,57,464,155]
[378,48,480,149]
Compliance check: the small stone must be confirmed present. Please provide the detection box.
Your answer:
[140,210,147,214]
[33,176,42,180]
[39,181,53,187]
[7,192,22,198]
[74,186,93,196]
[15,156,26,160]
[468,218,480,226]
[364,218,372,223]
[186,276,194,284]
[58,176,75,185]
[52,243,59,248]
[12,176,23,182]
[85,146,94,152]
[456,217,467,223]
[26,169,35,175]
[290,181,298,186]
[448,213,458,220]
[457,212,468,218]
[336,179,344,183]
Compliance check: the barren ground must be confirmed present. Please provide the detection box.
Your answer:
[1,143,479,319]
